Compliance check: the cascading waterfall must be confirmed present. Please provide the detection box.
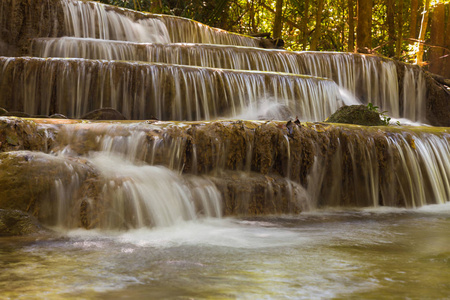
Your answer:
[43,121,450,215]
[2,0,450,297]
[45,122,223,229]
[0,56,343,121]
[32,37,427,122]
[0,0,448,233]
[60,0,259,47]
[61,0,171,43]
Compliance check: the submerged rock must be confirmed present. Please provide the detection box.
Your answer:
[325,105,385,126]
[0,209,45,236]
[81,108,127,121]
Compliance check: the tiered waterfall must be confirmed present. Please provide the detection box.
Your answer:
[0,0,449,230]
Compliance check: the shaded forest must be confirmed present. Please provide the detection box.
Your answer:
[98,0,450,78]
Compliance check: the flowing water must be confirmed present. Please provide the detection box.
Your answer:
[1,0,449,298]
[1,205,450,299]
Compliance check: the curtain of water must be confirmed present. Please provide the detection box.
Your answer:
[32,38,427,122]
[0,57,343,121]
[59,0,259,47]
[48,121,450,211]
[61,0,171,43]
[303,127,450,208]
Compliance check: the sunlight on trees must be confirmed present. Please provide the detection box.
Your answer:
[98,0,450,77]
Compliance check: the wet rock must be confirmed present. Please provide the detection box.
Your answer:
[325,105,385,126]
[0,209,45,236]
[0,107,7,116]
[50,114,68,119]
[0,117,48,152]
[0,151,95,223]
[0,0,64,56]
[2,111,30,118]
[81,108,127,120]
[31,115,50,118]
[211,171,309,215]
[424,72,450,127]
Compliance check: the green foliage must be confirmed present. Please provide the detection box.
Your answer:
[96,0,444,63]
[367,103,391,125]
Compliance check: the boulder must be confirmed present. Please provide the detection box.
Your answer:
[325,105,385,126]
[0,209,45,236]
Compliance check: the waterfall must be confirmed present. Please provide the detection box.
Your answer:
[44,120,450,211]
[0,56,343,121]
[0,0,448,233]
[81,154,222,229]
[32,37,427,122]
[60,0,259,47]
[61,0,171,43]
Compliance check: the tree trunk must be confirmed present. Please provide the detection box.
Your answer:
[396,0,404,57]
[386,0,395,56]
[348,0,355,52]
[300,0,310,50]
[428,2,446,75]
[443,3,450,78]
[409,0,419,43]
[310,0,324,50]
[356,0,372,51]
[273,0,284,40]
[249,0,257,32]
[415,0,430,65]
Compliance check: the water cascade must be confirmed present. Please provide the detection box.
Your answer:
[0,56,343,121]
[1,0,450,297]
[0,0,448,227]
[60,0,260,46]
[32,38,426,121]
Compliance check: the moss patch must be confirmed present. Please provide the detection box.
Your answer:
[326,105,385,126]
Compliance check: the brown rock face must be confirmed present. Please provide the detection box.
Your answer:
[0,0,64,56]
[0,117,49,152]
[425,73,450,127]
[0,151,95,222]
[0,209,45,236]
[211,171,309,216]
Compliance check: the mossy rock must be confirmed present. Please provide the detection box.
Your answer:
[325,105,384,126]
[0,209,45,236]
[0,107,7,116]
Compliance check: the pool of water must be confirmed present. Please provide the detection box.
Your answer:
[1,204,450,299]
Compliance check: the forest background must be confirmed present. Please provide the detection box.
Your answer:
[99,0,449,78]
